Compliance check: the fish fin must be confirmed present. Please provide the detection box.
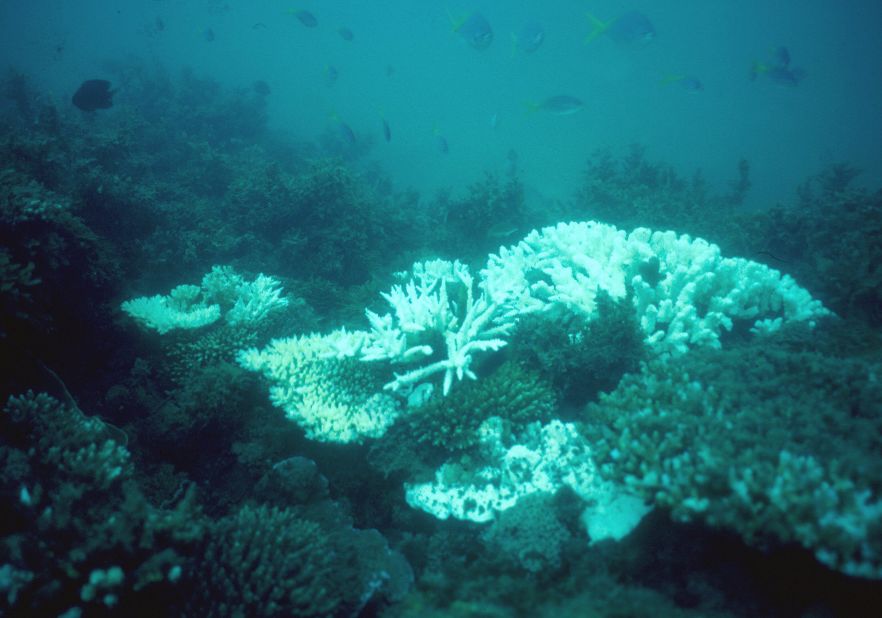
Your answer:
[660,74,684,86]
[584,12,609,44]
[446,8,465,32]
[749,61,767,81]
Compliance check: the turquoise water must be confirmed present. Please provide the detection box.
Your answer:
[3,0,881,207]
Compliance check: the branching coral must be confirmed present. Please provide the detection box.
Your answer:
[582,335,882,578]
[1,392,204,614]
[122,265,288,334]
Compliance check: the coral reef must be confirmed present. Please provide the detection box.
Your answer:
[582,329,882,578]
[186,504,340,618]
[0,392,204,615]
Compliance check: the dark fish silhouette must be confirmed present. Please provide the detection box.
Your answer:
[72,79,114,111]
[289,9,317,28]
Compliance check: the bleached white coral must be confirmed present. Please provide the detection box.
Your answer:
[404,418,606,522]
[483,221,830,357]
[237,330,400,443]
[362,259,513,395]
[625,227,830,355]
[121,284,221,334]
[121,266,289,334]
[226,273,289,326]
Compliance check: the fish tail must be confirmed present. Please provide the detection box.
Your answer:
[584,13,609,44]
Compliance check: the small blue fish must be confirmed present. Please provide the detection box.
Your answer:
[527,95,584,116]
[433,126,449,154]
[750,46,805,87]
[762,65,806,87]
[288,9,317,28]
[450,11,493,50]
[324,65,338,86]
[585,11,655,46]
[338,27,354,41]
[202,27,216,42]
[339,123,356,145]
[661,74,703,93]
[512,20,544,55]
[772,46,791,67]
[332,116,356,145]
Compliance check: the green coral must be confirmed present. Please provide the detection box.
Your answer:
[1,392,204,614]
[371,361,556,478]
[582,331,882,578]
[722,166,882,327]
[480,493,572,573]
[510,291,646,405]
[187,504,340,618]
[571,144,745,236]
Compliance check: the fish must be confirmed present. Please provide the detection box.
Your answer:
[527,95,584,115]
[71,79,114,111]
[661,74,704,92]
[202,27,216,42]
[585,11,655,46]
[761,65,806,87]
[338,27,354,41]
[750,46,805,87]
[252,80,271,96]
[338,122,356,145]
[772,46,791,67]
[512,20,544,55]
[450,11,493,50]
[486,222,519,239]
[382,117,391,142]
[288,9,317,28]
[324,65,338,86]
[433,126,449,154]
[330,113,356,145]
